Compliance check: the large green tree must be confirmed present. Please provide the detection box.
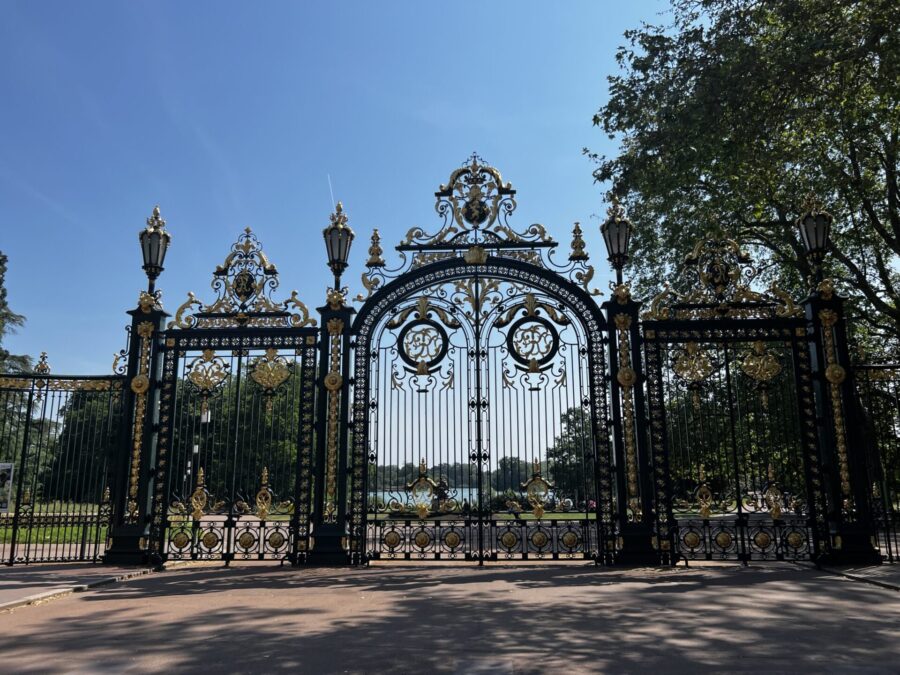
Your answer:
[0,252,29,373]
[588,0,900,351]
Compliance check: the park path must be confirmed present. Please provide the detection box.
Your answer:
[0,561,898,673]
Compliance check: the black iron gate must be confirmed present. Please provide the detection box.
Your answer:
[348,157,615,563]
[0,356,123,564]
[642,239,825,562]
[148,230,319,564]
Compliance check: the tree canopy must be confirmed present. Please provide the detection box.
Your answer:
[588,0,900,351]
[0,252,29,373]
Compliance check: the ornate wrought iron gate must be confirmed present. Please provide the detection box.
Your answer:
[147,230,319,563]
[642,239,825,562]
[348,157,616,563]
[0,357,123,563]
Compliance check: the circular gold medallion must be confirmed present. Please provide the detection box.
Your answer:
[825,364,846,384]
[683,531,701,549]
[130,374,150,394]
[443,531,461,549]
[201,531,220,549]
[786,531,805,549]
[753,531,772,549]
[414,531,431,549]
[267,531,286,549]
[530,531,549,548]
[714,531,733,549]
[561,531,579,549]
[171,531,191,549]
[500,531,518,549]
[324,371,343,391]
[617,366,637,388]
[383,530,402,549]
[238,532,256,550]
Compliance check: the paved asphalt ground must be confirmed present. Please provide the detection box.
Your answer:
[0,561,898,674]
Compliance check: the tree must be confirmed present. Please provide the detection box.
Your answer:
[547,407,594,505]
[0,251,29,373]
[588,0,900,352]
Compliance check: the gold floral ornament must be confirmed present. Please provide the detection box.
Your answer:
[169,228,316,329]
[740,341,783,409]
[643,237,802,321]
[406,459,437,520]
[366,229,385,268]
[521,459,555,519]
[673,342,715,410]
[763,464,784,520]
[250,349,291,411]
[33,352,51,403]
[695,464,714,519]
[255,467,272,522]
[190,467,208,521]
[568,222,588,261]
[186,350,229,415]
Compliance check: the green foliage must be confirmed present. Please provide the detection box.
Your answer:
[547,407,595,504]
[0,251,29,373]
[588,0,900,352]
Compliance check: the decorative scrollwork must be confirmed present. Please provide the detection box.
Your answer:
[643,237,802,320]
[169,228,317,329]
[250,349,291,411]
[673,342,714,410]
[521,460,554,519]
[407,459,437,520]
[740,341,782,409]
[186,350,229,414]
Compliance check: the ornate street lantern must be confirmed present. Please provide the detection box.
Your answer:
[323,202,355,289]
[139,205,171,293]
[601,196,632,285]
[797,195,832,281]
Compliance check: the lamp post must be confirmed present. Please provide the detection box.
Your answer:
[139,205,172,295]
[797,195,832,284]
[323,202,355,291]
[601,196,632,286]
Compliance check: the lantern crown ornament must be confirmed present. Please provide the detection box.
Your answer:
[797,194,832,280]
[323,201,355,289]
[139,204,172,294]
[600,195,633,285]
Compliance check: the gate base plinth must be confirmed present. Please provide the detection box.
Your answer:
[818,527,882,566]
[306,533,349,566]
[614,526,659,567]
[103,531,149,566]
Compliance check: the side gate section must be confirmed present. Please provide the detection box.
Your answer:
[0,358,124,564]
[642,239,826,563]
[146,229,320,564]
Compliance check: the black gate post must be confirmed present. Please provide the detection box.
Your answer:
[805,279,881,565]
[308,289,355,564]
[104,293,168,565]
[604,284,657,565]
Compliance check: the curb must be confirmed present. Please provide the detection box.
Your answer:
[794,561,900,592]
[0,568,155,613]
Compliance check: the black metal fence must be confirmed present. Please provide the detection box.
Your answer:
[0,365,124,564]
[856,363,900,562]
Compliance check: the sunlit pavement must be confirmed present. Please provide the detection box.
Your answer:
[1,561,898,674]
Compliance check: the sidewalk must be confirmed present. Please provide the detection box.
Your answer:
[0,563,153,611]
[810,561,900,591]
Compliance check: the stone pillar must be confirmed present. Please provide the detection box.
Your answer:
[104,293,168,565]
[805,279,880,565]
[604,284,657,565]
[308,289,355,564]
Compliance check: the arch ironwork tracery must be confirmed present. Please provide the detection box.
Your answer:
[348,156,616,563]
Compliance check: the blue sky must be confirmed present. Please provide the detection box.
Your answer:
[0,1,667,373]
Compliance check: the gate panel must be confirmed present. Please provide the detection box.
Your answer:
[157,331,317,563]
[645,330,820,561]
[0,359,123,564]
[642,238,826,563]
[349,156,614,564]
